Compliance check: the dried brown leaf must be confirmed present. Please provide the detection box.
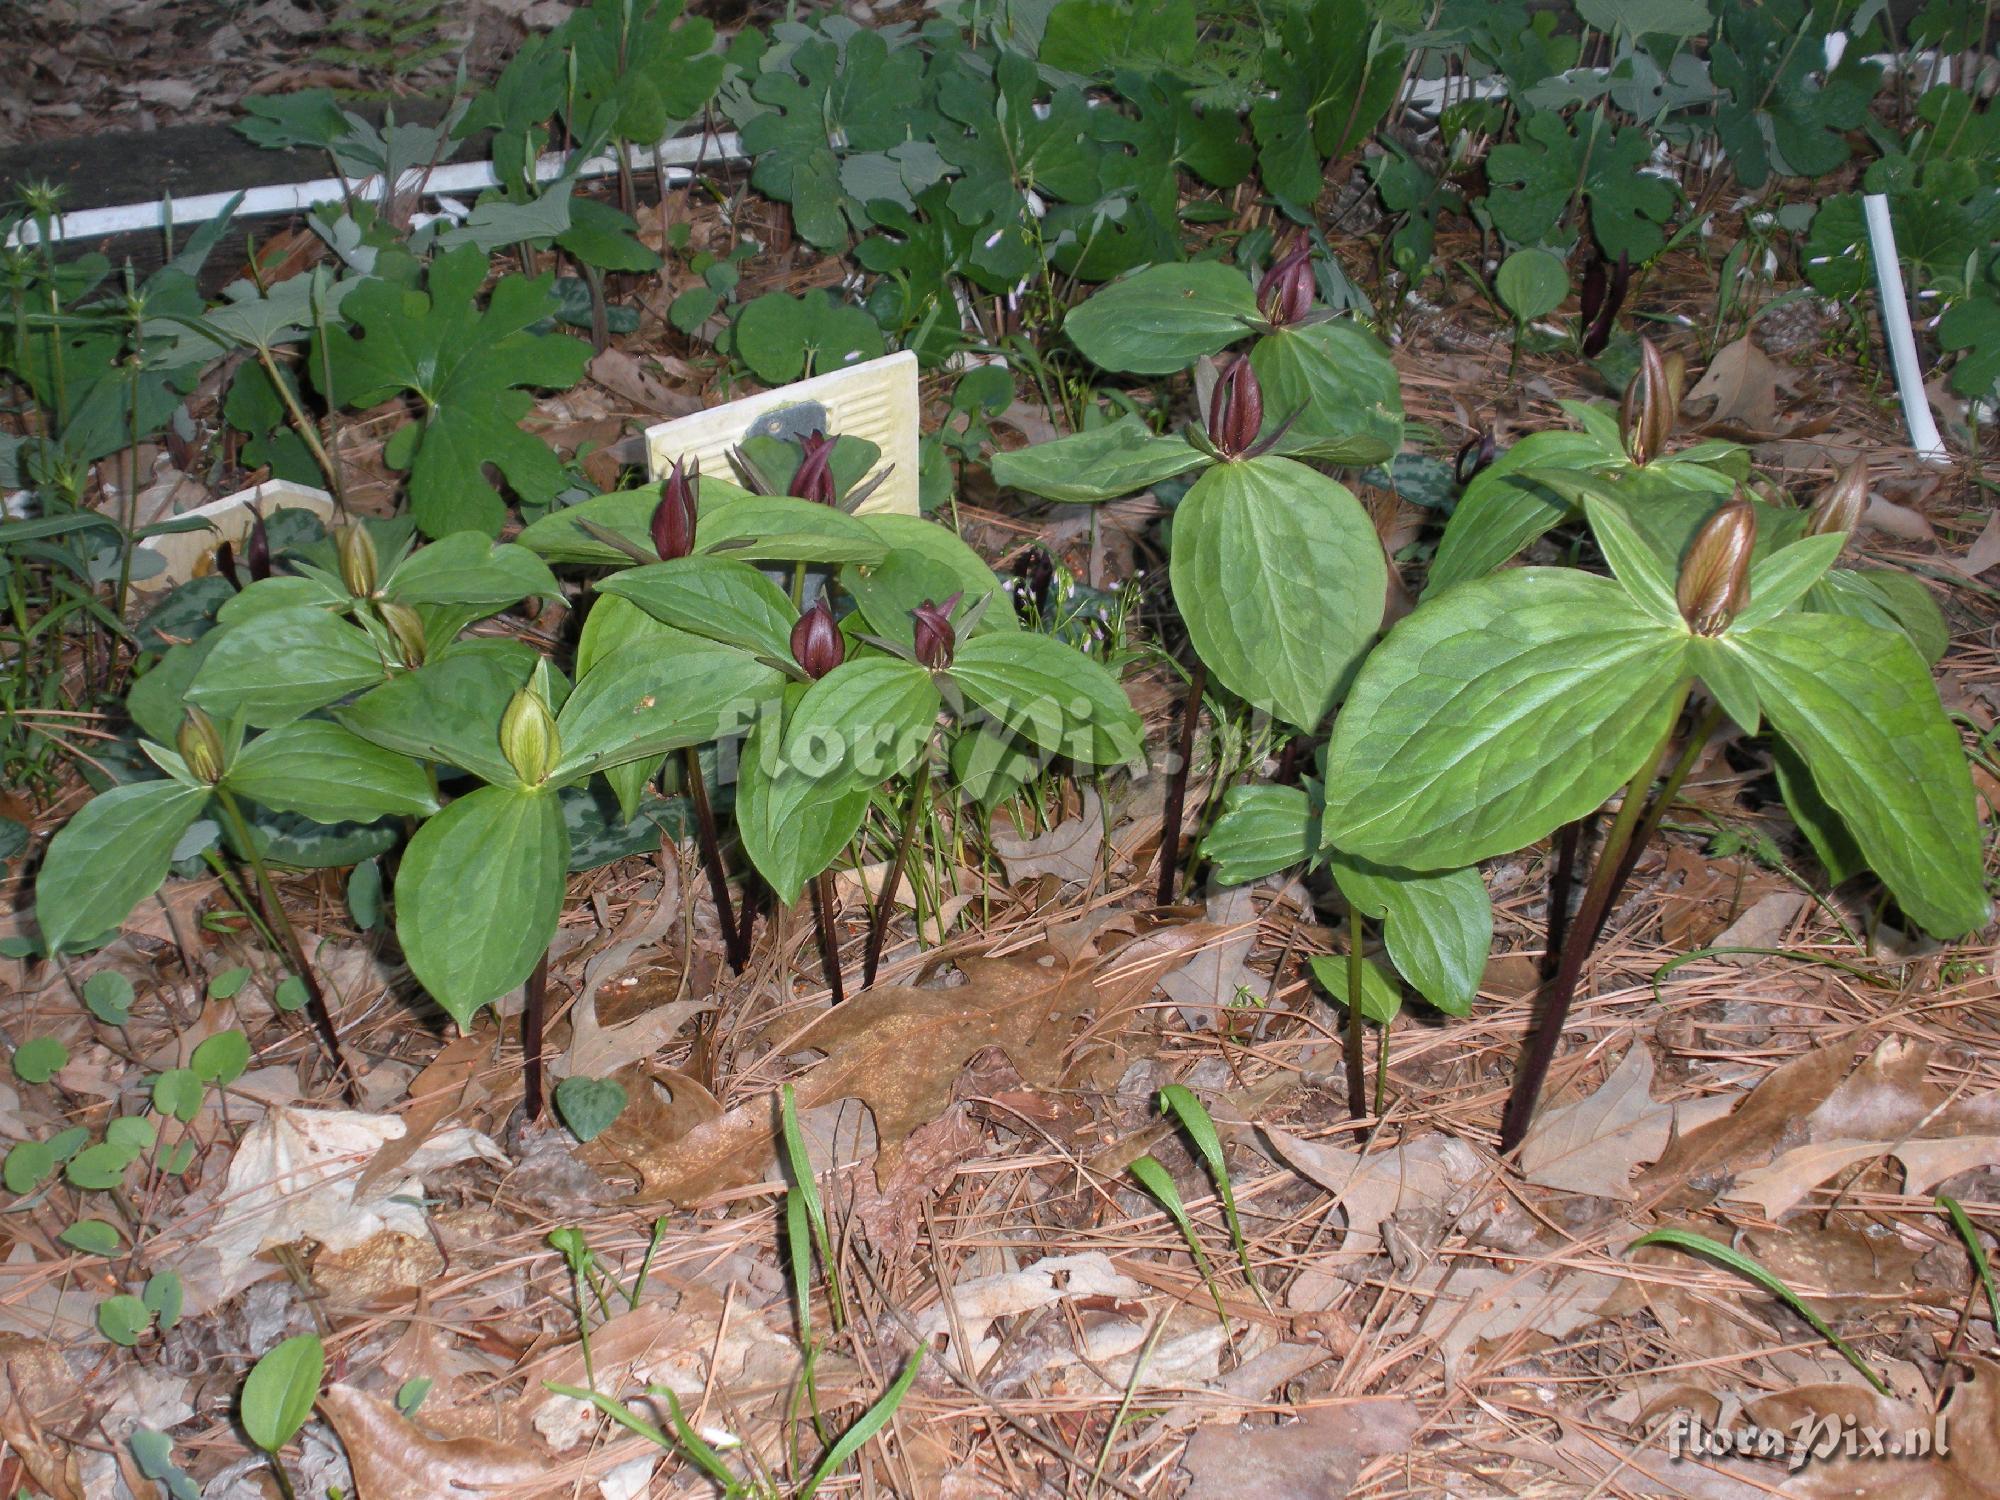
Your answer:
[1262,1128,1485,1256]
[1178,1398,1416,1500]
[604,924,1217,1202]
[1637,1041,1853,1200]
[1684,337,1799,434]
[1519,1046,1673,1199]
[318,1384,550,1499]
[991,786,1105,884]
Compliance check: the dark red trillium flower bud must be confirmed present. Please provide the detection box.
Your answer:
[911,592,961,670]
[1455,428,1498,485]
[1207,357,1264,459]
[1012,546,1056,618]
[791,430,837,506]
[652,455,699,560]
[790,597,844,680]
[245,503,272,582]
[214,539,242,592]
[1581,250,1629,359]
[1257,238,1314,327]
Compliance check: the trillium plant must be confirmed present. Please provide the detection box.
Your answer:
[1318,478,1986,1148]
[995,240,1402,906]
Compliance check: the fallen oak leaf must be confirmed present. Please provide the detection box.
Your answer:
[599,924,1219,1202]
[1518,1045,1673,1199]
[1727,1134,2000,1218]
[1683,336,1800,435]
[318,1384,548,1500]
[1635,1040,1853,1202]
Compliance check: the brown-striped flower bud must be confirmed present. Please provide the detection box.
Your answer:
[176,706,227,785]
[1257,238,1314,327]
[245,504,272,582]
[1207,356,1264,459]
[1808,458,1868,540]
[790,597,844,680]
[336,522,379,598]
[1455,428,1498,484]
[1620,339,1677,467]
[1676,499,1756,636]
[651,456,698,560]
[379,599,428,668]
[499,684,560,786]
[911,593,961,670]
[790,430,837,506]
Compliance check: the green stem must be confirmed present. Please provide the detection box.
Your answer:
[1499,680,1694,1152]
[266,1457,298,1500]
[213,787,359,1103]
[254,345,344,503]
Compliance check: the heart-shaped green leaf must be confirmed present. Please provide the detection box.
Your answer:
[554,1074,629,1142]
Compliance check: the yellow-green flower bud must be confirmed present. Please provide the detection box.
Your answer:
[336,523,379,598]
[379,600,428,668]
[1676,499,1756,636]
[500,685,560,785]
[176,706,227,785]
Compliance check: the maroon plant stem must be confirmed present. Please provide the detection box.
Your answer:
[1155,658,1208,906]
[1592,703,1725,955]
[1542,819,1585,983]
[863,759,930,990]
[522,950,549,1123]
[811,869,845,1007]
[685,746,748,972]
[1345,900,1368,1121]
[213,788,359,1106]
[1499,685,1695,1153]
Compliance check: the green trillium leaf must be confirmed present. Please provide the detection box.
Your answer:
[597,556,799,660]
[396,785,569,1029]
[1731,613,1987,937]
[1326,855,1490,1016]
[947,633,1142,766]
[1063,261,1258,374]
[990,416,1208,504]
[1169,456,1387,731]
[1251,319,1404,467]
[188,607,387,727]
[36,780,213,953]
[1320,569,1690,868]
[225,721,439,824]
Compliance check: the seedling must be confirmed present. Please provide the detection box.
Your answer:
[241,1332,326,1500]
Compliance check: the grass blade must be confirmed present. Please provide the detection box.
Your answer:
[1937,1194,2000,1333]
[1129,1154,1228,1327]
[800,1348,924,1500]
[1158,1084,1265,1306]
[1628,1228,1889,1394]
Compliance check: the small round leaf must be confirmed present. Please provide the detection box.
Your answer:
[13,1036,67,1084]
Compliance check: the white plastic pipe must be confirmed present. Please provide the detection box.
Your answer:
[1861,192,1950,463]
[8,130,744,248]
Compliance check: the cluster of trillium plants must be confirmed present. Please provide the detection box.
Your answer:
[998,244,1986,1138]
[34,429,1141,1102]
[28,229,1989,1148]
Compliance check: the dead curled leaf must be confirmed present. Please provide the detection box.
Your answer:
[1518,1046,1673,1199]
[592,923,1219,1202]
[990,785,1105,883]
[1260,1127,1485,1256]
[1635,1040,1854,1203]
[1178,1397,1417,1500]
[1683,337,1801,435]
[317,1384,550,1500]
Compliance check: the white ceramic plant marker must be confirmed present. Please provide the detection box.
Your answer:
[642,350,921,516]
[133,479,337,591]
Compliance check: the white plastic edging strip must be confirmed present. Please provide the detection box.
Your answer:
[8,130,744,248]
[1861,192,1949,465]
